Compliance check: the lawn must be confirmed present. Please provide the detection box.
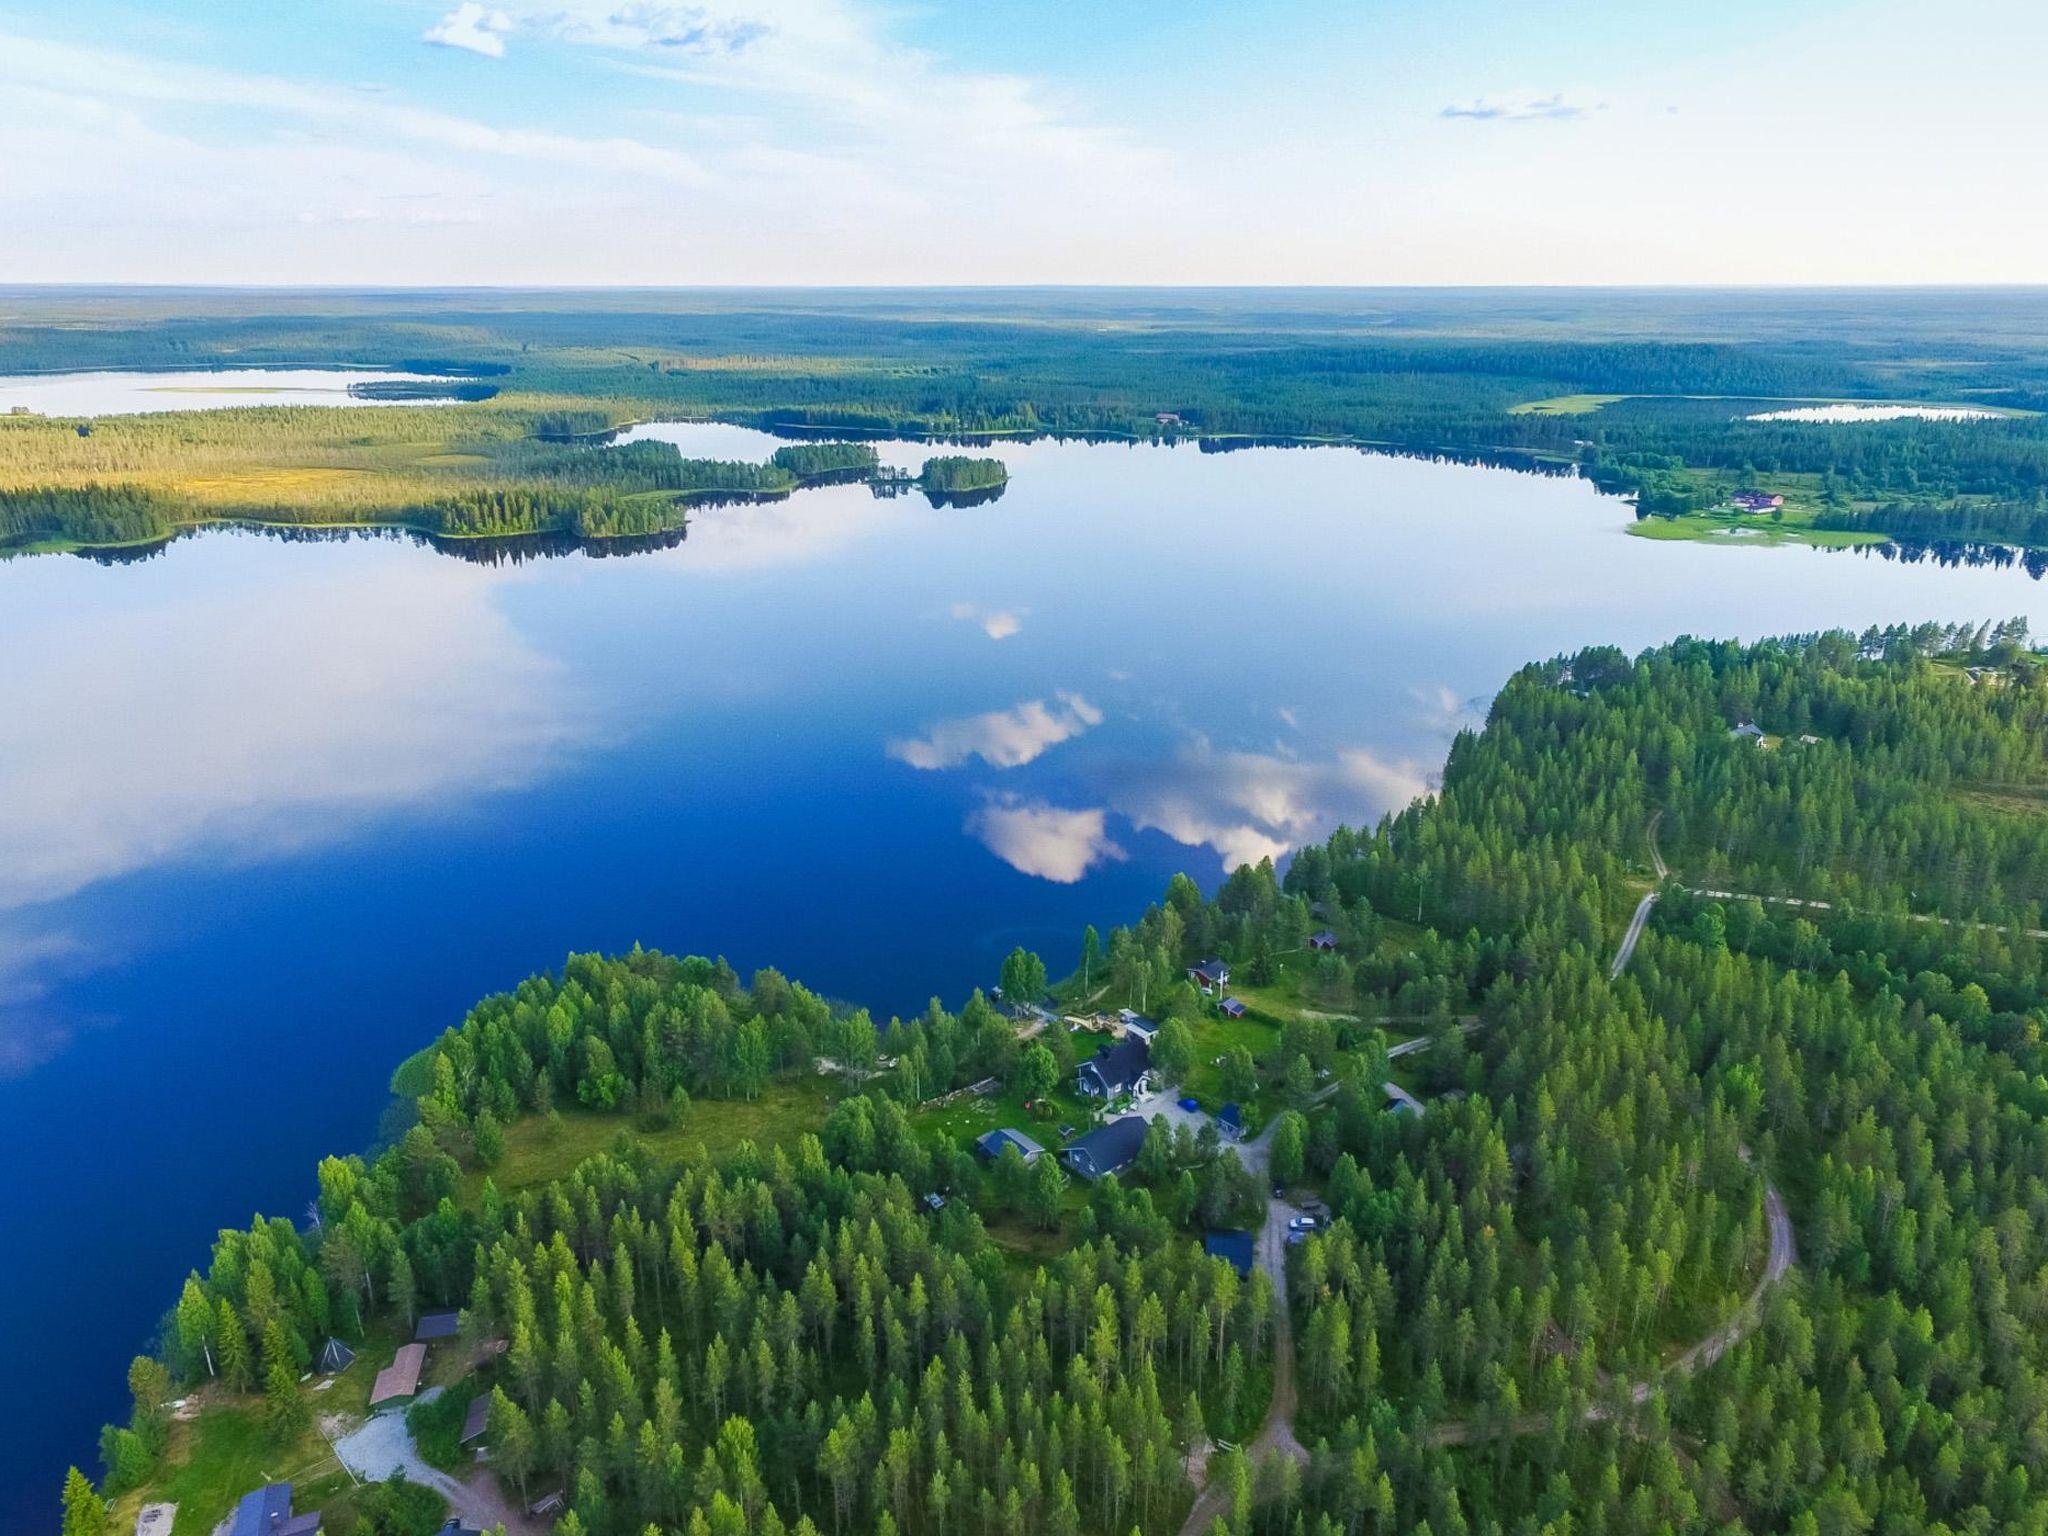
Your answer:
[464,1074,839,1201]
[914,1076,1095,1154]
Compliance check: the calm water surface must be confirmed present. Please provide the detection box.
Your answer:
[0,368,467,416]
[4,427,2047,1528]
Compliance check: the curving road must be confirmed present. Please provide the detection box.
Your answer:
[1180,813,1799,1505]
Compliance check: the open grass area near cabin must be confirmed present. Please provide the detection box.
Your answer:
[1626,510,1888,548]
[464,1074,838,1200]
[913,1076,1096,1153]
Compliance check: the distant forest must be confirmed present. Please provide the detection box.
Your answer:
[4,288,2048,552]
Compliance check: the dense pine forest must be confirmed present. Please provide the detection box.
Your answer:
[7,289,2048,554]
[65,617,2048,1536]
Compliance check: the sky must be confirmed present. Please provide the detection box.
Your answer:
[0,0,2041,285]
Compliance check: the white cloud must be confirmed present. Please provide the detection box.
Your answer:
[967,797,1125,884]
[889,692,1102,771]
[1442,91,1605,122]
[0,33,708,188]
[950,602,1025,640]
[425,3,516,58]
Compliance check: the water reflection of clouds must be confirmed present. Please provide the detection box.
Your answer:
[949,602,1025,640]
[967,796,1126,884]
[889,692,1102,770]
[1105,740,1433,872]
[660,488,920,573]
[0,557,583,912]
[0,554,587,1071]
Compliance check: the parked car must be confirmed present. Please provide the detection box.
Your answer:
[1288,1215,1318,1232]
[1177,1096,1200,1112]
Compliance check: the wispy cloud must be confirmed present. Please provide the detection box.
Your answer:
[967,796,1125,884]
[950,602,1025,641]
[1442,92,1604,122]
[0,32,710,186]
[425,3,516,58]
[889,693,1102,771]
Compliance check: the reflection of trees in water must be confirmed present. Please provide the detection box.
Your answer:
[922,483,1008,510]
[71,520,690,568]
[1195,435,1575,478]
[1839,538,2048,581]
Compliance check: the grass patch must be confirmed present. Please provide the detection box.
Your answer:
[466,1074,838,1200]
[1507,393,1628,415]
[1956,783,2048,817]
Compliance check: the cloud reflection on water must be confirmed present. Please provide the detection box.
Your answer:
[966,795,1126,884]
[889,692,1102,771]
[0,550,587,1071]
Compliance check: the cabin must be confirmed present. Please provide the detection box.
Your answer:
[316,1337,355,1374]
[975,1127,1046,1164]
[369,1342,426,1407]
[1064,1116,1149,1180]
[1730,721,1766,744]
[1216,1102,1244,1140]
[922,1192,947,1213]
[1078,1036,1152,1099]
[1188,958,1232,995]
[1116,1008,1159,1042]
[1204,1230,1256,1277]
[1154,412,1184,427]
[228,1484,320,1536]
[1217,997,1247,1020]
[461,1394,490,1447]
[1731,491,1785,512]
[415,1310,460,1342]
[1309,930,1338,952]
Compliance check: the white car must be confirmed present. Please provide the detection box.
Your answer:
[1288,1215,1318,1232]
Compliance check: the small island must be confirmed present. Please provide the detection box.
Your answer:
[917,455,1009,506]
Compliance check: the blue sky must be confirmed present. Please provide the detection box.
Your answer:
[0,0,2039,284]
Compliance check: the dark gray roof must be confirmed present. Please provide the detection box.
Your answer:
[1064,1116,1148,1178]
[229,1484,294,1536]
[975,1127,1045,1161]
[1205,1230,1255,1275]
[1079,1036,1150,1095]
[415,1310,460,1341]
[461,1394,490,1443]
[317,1338,355,1372]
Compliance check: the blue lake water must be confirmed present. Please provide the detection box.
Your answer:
[4,424,2048,1528]
[0,368,468,416]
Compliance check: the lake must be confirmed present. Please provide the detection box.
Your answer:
[0,368,470,416]
[4,424,2048,1529]
[1744,402,2004,423]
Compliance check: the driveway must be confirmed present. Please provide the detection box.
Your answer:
[332,1396,536,1534]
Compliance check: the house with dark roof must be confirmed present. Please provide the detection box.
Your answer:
[1116,1009,1159,1042]
[415,1310,460,1342]
[1064,1116,1149,1180]
[1077,1036,1152,1099]
[316,1338,355,1374]
[1217,997,1247,1020]
[1204,1230,1255,1276]
[228,1484,320,1536]
[975,1127,1045,1164]
[1731,491,1785,512]
[1216,1102,1244,1140]
[1188,959,1232,995]
[1730,721,1766,744]
[1309,930,1338,952]
[461,1394,490,1447]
